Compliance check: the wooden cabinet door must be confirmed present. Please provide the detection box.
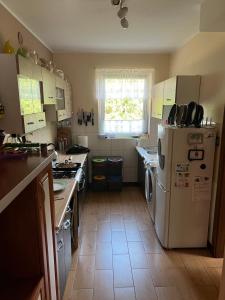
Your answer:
[42,69,56,105]
[151,82,164,119]
[163,77,177,105]
[40,174,57,300]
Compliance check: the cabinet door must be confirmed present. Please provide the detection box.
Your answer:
[41,175,57,300]
[35,112,46,130]
[32,80,42,113]
[65,82,72,119]
[17,55,33,78]
[18,76,34,115]
[151,82,164,119]
[56,230,66,299]
[42,68,56,105]
[23,114,37,133]
[164,77,176,105]
[32,64,42,81]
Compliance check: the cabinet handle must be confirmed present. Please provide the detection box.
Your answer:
[166,98,172,101]
[27,122,34,125]
[63,219,71,230]
[39,119,44,122]
[57,239,64,251]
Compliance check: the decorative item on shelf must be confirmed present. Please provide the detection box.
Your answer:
[39,57,48,68]
[0,103,5,119]
[16,32,29,58]
[55,68,65,79]
[3,40,15,54]
[49,60,55,72]
[30,50,39,64]
[77,108,95,126]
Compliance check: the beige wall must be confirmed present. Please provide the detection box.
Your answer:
[170,32,225,243]
[54,52,170,181]
[0,4,56,143]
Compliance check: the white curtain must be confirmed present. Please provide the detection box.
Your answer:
[96,69,152,137]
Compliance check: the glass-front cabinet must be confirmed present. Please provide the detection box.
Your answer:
[18,77,42,115]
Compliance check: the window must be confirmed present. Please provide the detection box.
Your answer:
[96,69,152,137]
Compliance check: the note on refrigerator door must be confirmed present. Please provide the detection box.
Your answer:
[192,176,211,202]
[175,172,190,188]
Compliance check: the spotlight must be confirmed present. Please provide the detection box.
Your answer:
[121,17,129,29]
[118,5,128,19]
[111,0,121,6]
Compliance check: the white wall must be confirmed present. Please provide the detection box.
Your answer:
[170,32,225,243]
[0,4,56,144]
[54,52,170,181]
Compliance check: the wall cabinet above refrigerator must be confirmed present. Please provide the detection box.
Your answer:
[151,75,201,119]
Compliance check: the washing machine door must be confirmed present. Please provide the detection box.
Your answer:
[145,168,153,203]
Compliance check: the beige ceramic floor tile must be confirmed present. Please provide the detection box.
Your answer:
[74,256,95,289]
[93,270,114,300]
[124,220,141,242]
[70,289,93,300]
[128,241,150,269]
[79,231,97,255]
[112,231,128,254]
[114,287,136,300]
[95,242,112,270]
[113,254,133,287]
[110,214,125,231]
[97,221,112,242]
[63,188,223,300]
[132,268,157,300]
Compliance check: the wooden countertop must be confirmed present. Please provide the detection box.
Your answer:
[0,152,54,214]
[54,179,77,230]
[136,146,158,168]
[54,153,88,229]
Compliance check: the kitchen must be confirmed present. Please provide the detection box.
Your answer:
[1,0,225,300]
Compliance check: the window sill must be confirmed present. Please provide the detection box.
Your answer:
[98,135,142,140]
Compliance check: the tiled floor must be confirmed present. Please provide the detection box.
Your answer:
[63,187,223,300]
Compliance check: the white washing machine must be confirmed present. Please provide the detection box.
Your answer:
[145,161,157,223]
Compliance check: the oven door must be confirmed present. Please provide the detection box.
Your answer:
[145,166,156,223]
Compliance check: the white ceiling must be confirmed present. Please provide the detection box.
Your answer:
[1,0,203,53]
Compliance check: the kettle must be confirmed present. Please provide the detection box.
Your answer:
[47,143,58,161]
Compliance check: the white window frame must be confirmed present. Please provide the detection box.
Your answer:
[96,69,152,137]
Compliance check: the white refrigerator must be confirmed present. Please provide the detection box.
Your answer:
[155,125,216,249]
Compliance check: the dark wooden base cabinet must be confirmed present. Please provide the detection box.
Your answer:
[0,164,59,300]
[56,211,72,298]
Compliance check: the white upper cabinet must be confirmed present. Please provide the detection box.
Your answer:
[42,68,56,105]
[151,75,201,120]
[0,54,46,134]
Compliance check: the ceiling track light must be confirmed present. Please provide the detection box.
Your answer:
[111,0,129,29]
